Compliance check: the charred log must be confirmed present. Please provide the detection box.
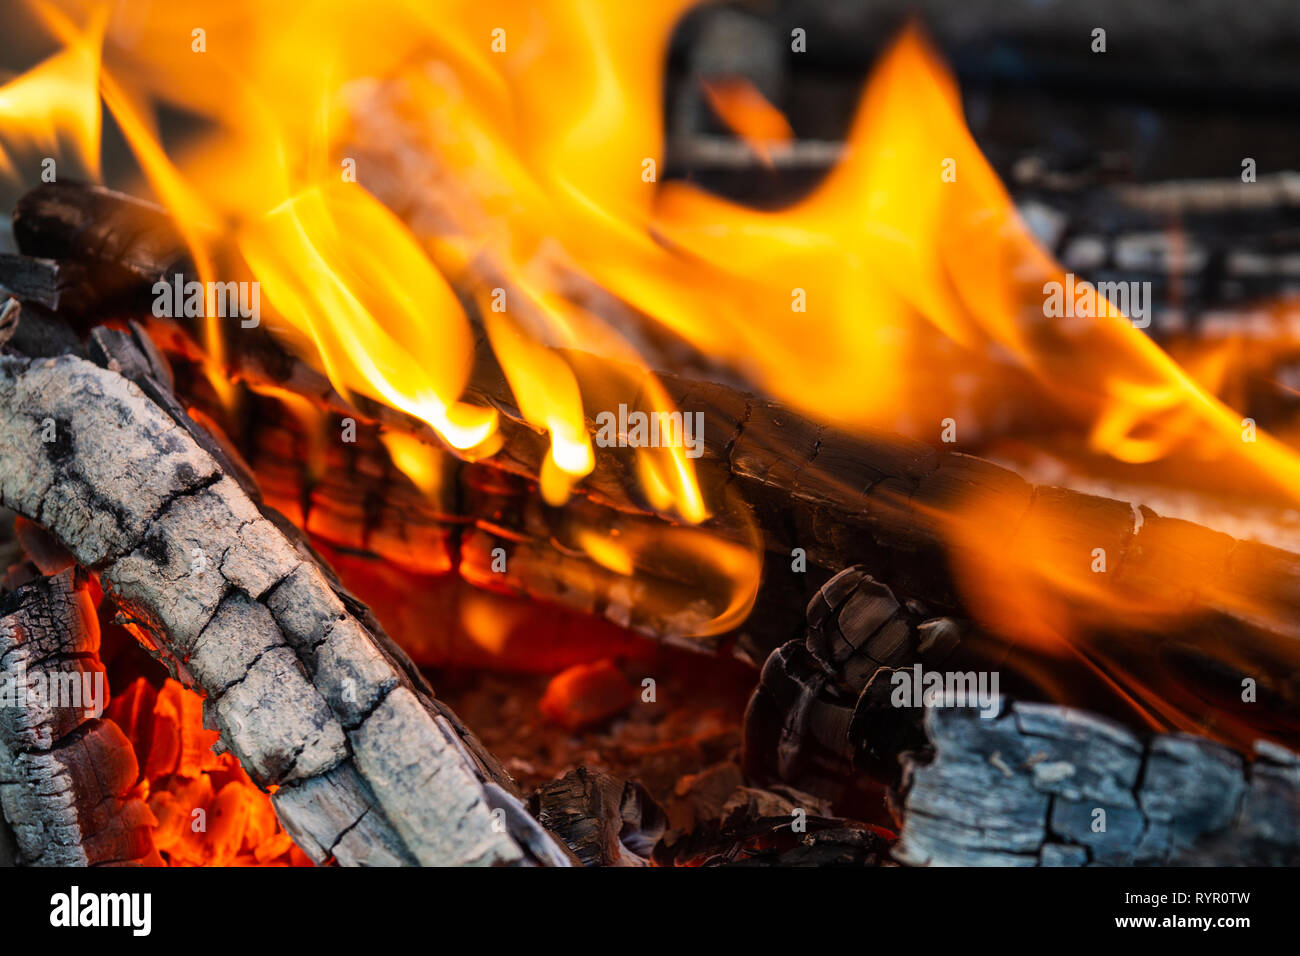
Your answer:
[894,702,1300,866]
[0,336,571,866]
[11,183,1300,739]
[0,254,94,316]
[0,569,158,866]
[528,768,666,866]
[743,567,975,809]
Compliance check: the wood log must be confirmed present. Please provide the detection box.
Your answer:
[894,702,1300,866]
[226,385,815,656]
[0,569,158,865]
[156,328,1300,736]
[0,341,572,865]
[747,564,1300,813]
[0,254,94,315]
[743,567,976,809]
[744,567,1300,865]
[528,767,666,866]
[11,183,1300,735]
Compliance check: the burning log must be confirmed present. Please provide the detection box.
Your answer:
[0,569,159,865]
[9,181,1300,744]
[894,703,1300,866]
[0,327,571,865]
[9,183,1300,747]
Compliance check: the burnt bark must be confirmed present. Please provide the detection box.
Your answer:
[529,768,666,866]
[895,702,1300,866]
[10,182,1300,738]
[0,335,571,866]
[0,570,158,866]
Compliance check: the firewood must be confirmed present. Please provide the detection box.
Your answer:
[157,323,1300,719]
[11,182,187,292]
[0,569,158,865]
[743,567,974,808]
[744,567,1300,865]
[0,254,94,315]
[0,346,572,866]
[528,767,666,866]
[189,379,813,655]
[894,702,1300,866]
[11,182,1300,730]
[165,338,1300,738]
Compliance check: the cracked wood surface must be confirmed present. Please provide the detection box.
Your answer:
[0,351,571,866]
[895,702,1300,866]
[0,569,157,865]
[744,566,1300,864]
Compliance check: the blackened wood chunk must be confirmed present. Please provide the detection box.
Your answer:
[0,254,93,314]
[0,571,102,752]
[529,767,666,866]
[0,570,157,866]
[12,182,186,289]
[895,702,1300,866]
[746,566,972,800]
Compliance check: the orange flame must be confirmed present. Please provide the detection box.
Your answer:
[701,77,793,166]
[11,1,1300,658]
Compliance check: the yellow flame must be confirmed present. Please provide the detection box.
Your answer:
[239,184,498,451]
[575,515,761,638]
[380,429,443,498]
[0,3,102,178]
[17,1,1300,651]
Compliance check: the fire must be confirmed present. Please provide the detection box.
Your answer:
[0,2,101,178]
[8,0,1300,664]
[240,183,499,453]
[701,77,793,167]
[107,678,310,866]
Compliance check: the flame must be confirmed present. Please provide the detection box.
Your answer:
[701,77,792,166]
[0,2,102,178]
[12,0,1300,668]
[380,429,444,498]
[574,511,761,638]
[240,183,499,451]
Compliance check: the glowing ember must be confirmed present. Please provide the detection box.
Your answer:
[107,678,310,867]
